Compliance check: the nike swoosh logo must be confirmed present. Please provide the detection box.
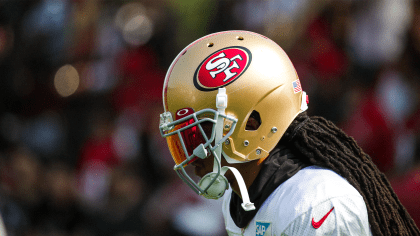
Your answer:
[312,207,335,229]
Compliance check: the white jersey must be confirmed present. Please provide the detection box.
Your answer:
[222,166,372,236]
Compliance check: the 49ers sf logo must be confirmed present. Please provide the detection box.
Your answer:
[194,46,252,91]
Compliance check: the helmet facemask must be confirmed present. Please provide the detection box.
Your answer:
[159,88,256,211]
[159,95,235,195]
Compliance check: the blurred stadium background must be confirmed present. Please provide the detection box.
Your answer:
[0,0,419,235]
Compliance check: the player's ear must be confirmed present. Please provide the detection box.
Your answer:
[245,110,261,131]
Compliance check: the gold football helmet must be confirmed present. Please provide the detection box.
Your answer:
[159,31,307,209]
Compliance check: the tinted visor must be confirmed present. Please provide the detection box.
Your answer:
[166,108,209,166]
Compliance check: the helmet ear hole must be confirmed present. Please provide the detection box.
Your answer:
[245,110,261,131]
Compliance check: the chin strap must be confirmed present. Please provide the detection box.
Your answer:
[214,88,227,172]
[221,166,256,211]
[198,166,256,211]
[199,88,255,211]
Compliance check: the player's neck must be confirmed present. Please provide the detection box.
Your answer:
[223,160,263,199]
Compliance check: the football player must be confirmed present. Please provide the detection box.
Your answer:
[159,31,419,235]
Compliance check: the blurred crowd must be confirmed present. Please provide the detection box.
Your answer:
[0,0,419,236]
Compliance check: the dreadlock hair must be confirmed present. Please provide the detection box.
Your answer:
[281,112,420,236]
